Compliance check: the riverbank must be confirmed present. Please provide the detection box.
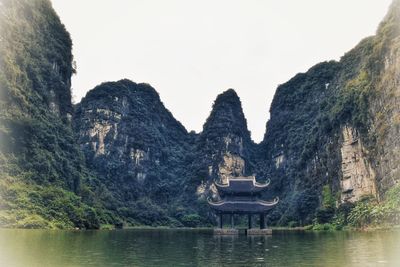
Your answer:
[97,224,400,232]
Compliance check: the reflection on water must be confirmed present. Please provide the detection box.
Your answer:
[0,229,399,267]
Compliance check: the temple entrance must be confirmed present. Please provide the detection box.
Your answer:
[217,214,267,229]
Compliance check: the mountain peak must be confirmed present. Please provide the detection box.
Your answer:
[219,88,239,97]
[214,88,241,107]
[202,88,251,142]
[82,79,161,104]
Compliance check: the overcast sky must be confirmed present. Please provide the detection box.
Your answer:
[51,0,392,142]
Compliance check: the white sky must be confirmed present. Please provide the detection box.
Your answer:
[51,0,392,142]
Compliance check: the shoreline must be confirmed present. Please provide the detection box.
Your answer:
[1,224,398,232]
[91,224,400,232]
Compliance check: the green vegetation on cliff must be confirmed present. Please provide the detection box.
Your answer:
[258,0,400,227]
[74,80,205,227]
[0,0,101,229]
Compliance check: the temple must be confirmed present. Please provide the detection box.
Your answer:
[208,176,279,235]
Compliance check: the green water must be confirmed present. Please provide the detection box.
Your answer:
[0,229,399,267]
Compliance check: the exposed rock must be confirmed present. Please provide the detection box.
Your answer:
[74,79,192,222]
[257,0,400,224]
[193,89,256,198]
[340,126,377,202]
[368,3,400,193]
[218,152,245,184]
[273,154,285,169]
[258,61,342,224]
[130,148,148,166]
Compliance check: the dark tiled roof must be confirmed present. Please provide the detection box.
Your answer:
[208,198,279,214]
[215,176,270,194]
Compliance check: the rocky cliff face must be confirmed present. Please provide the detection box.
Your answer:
[257,61,343,224]
[335,0,400,199]
[0,0,81,190]
[367,0,400,194]
[74,80,193,225]
[0,0,100,229]
[190,89,256,198]
[74,85,259,224]
[340,126,377,202]
[258,0,400,225]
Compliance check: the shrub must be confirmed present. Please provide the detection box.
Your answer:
[315,185,336,224]
[181,214,202,228]
[348,196,376,227]
[382,183,400,224]
[288,221,299,228]
[322,185,336,209]
[316,207,335,224]
[312,223,334,231]
[304,225,313,230]
[16,214,49,229]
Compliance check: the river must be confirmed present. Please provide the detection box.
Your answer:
[0,229,399,266]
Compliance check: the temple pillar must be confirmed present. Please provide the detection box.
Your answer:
[248,214,252,229]
[260,214,265,229]
[219,214,223,229]
[230,214,234,228]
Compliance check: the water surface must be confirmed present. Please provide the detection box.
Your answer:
[0,229,399,266]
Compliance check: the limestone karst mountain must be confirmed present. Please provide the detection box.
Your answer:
[74,84,256,225]
[190,89,257,198]
[257,0,400,225]
[74,80,193,225]
[0,0,101,228]
[0,0,399,228]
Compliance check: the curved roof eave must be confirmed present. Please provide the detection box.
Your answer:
[208,197,279,208]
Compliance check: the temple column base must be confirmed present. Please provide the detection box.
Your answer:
[213,228,239,235]
[246,228,272,235]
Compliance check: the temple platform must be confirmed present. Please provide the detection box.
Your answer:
[246,228,272,235]
[213,228,273,235]
[213,228,239,235]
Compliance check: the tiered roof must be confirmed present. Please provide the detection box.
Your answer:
[208,176,278,214]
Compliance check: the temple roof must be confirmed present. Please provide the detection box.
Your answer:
[215,176,270,194]
[208,198,279,214]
